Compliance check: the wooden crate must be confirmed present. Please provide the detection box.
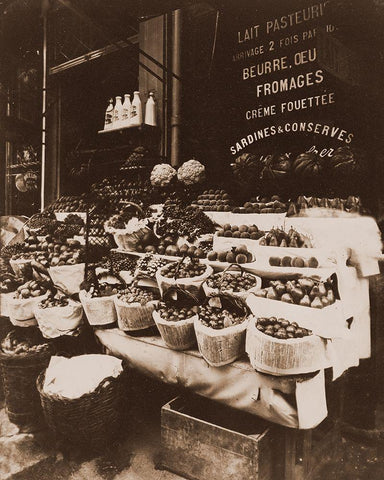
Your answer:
[284,419,340,480]
[161,395,274,480]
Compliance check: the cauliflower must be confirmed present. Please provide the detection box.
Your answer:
[150,163,177,187]
[177,159,206,185]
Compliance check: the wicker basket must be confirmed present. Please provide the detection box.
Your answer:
[153,309,197,350]
[79,290,118,327]
[36,368,126,447]
[0,346,54,426]
[114,296,158,331]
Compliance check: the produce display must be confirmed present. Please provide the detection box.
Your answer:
[287,195,363,216]
[37,294,70,309]
[255,277,335,308]
[136,254,169,278]
[207,245,253,264]
[269,255,319,268]
[256,317,312,339]
[191,189,234,212]
[260,227,311,248]
[1,330,50,355]
[117,284,159,305]
[160,259,207,279]
[47,194,90,213]
[110,251,138,274]
[82,282,121,298]
[216,223,264,240]
[205,271,259,293]
[12,279,50,299]
[0,274,25,293]
[232,195,288,214]
[157,303,196,322]
[198,305,246,329]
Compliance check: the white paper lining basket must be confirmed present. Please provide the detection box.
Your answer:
[153,309,197,351]
[7,292,49,327]
[49,263,85,295]
[193,316,249,367]
[246,317,328,376]
[114,296,158,331]
[79,291,118,327]
[0,292,14,317]
[33,300,84,339]
[202,264,262,300]
[156,264,213,298]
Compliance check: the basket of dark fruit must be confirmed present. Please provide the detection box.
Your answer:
[153,287,199,350]
[203,264,261,300]
[194,295,251,367]
[156,257,213,297]
[114,283,160,331]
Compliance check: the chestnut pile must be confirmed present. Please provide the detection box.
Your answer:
[192,189,234,212]
[255,277,335,308]
[198,305,245,329]
[157,303,196,322]
[256,317,312,339]
[160,259,207,279]
[206,272,258,293]
[38,294,70,309]
[117,285,159,305]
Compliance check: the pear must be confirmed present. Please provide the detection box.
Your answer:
[319,197,327,208]
[269,235,279,246]
[280,238,288,247]
[300,294,311,307]
[291,287,304,303]
[281,293,294,304]
[266,287,278,300]
[318,282,327,297]
[311,296,324,309]
[287,203,297,217]
[285,281,296,293]
[307,196,315,208]
[321,297,330,307]
[309,285,320,300]
[275,283,286,297]
[259,237,267,246]
[289,236,299,248]
[327,289,335,303]
[255,289,267,298]
[297,195,306,205]
[298,278,315,292]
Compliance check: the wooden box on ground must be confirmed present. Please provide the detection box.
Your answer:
[284,418,340,480]
[161,395,274,480]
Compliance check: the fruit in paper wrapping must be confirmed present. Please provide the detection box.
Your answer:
[293,152,324,178]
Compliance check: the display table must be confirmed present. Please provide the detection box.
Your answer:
[96,328,329,429]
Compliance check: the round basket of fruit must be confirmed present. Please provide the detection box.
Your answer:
[246,316,327,375]
[0,274,25,317]
[34,293,83,339]
[153,287,199,351]
[79,281,123,327]
[114,284,160,331]
[7,279,51,327]
[104,202,154,252]
[156,257,213,297]
[203,264,261,300]
[194,295,251,367]
[0,329,54,426]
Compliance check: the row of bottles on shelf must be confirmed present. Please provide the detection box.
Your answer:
[104,91,157,130]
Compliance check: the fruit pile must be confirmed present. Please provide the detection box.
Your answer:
[232,195,288,214]
[27,213,58,235]
[198,305,245,329]
[256,317,312,339]
[255,277,335,308]
[260,227,311,248]
[0,274,24,293]
[205,271,258,293]
[83,282,121,298]
[160,259,207,279]
[1,330,50,355]
[287,195,364,216]
[47,195,90,213]
[38,294,70,309]
[269,255,319,268]
[207,245,253,264]
[191,189,234,212]
[157,303,196,322]
[136,254,169,278]
[12,279,50,299]
[117,285,159,305]
[216,223,264,240]
[110,251,138,274]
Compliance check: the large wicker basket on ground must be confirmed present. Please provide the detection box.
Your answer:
[36,367,127,447]
[0,345,54,426]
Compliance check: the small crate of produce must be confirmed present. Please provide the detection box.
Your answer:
[114,283,159,331]
[161,395,273,480]
[0,330,54,426]
[195,294,250,367]
[153,287,199,350]
[36,354,126,447]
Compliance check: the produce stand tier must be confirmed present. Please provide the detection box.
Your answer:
[95,328,329,429]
